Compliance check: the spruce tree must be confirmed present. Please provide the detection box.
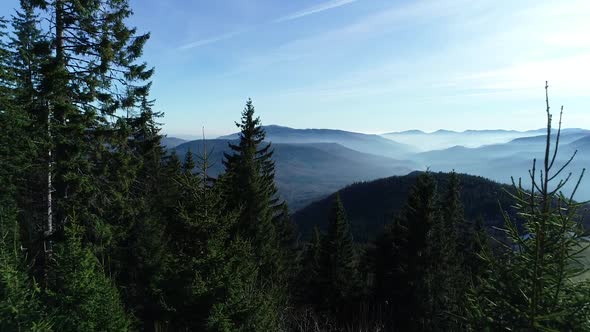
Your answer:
[221,99,286,278]
[296,225,323,306]
[13,0,157,280]
[164,149,281,331]
[382,172,438,331]
[471,83,590,330]
[114,97,170,329]
[317,194,359,316]
[426,171,466,330]
[50,216,130,331]
[0,207,53,331]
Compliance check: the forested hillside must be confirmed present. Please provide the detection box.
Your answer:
[1,1,590,331]
[295,172,513,242]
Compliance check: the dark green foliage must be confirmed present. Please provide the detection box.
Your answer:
[318,194,360,311]
[221,99,284,277]
[50,218,130,331]
[371,172,468,331]
[469,84,590,330]
[0,207,53,332]
[162,149,281,331]
[426,171,467,330]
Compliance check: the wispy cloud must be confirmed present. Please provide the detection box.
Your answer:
[274,0,358,23]
[177,0,359,50]
[177,30,243,50]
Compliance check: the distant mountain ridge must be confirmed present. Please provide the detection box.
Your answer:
[380,128,590,151]
[218,125,415,158]
[167,125,590,210]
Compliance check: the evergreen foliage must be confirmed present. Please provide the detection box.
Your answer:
[0,207,53,332]
[221,98,285,277]
[470,83,590,330]
[50,217,130,331]
[317,194,360,313]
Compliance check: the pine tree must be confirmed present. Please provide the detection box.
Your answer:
[113,97,170,329]
[183,149,196,174]
[471,83,590,330]
[12,0,157,280]
[372,217,408,319]
[164,149,281,331]
[221,99,286,278]
[50,216,130,331]
[382,172,438,331]
[296,225,323,306]
[0,38,51,324]
[0,206,53,331]
[8,1,52,282]
[317,194,360,316]
[426,171,466,330]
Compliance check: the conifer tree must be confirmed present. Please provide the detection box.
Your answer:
[183,149,196,174]
[471,83,590,330]
[50,217,130,331]
[164,149,281,331]
[221,99,286,277]
[317,194,359,315]
[296,225,323,306]
[0,207,53,331]
[381,172,438,331]
[0,35,50,323]
[5,2,54,285]
[113,98,170,329]
[14,0,157,277]
[426,171,466,330]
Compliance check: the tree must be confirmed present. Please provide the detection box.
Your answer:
[14,0,156,282]
[164,149,281,331]
[221,99,286,278]
[112,98,171,329]
[50,217,130,331]
[471,82,590,330]
[0,205,53,331]
[316,194,360,316]
[373,172,438,331]
[426,171,465,330]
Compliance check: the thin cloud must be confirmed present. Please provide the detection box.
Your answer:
[177,30,243,50]
[274,0,358,23]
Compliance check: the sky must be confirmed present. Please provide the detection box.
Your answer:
[1,0,589,137]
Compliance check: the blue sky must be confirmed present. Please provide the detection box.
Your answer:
[2,0,589,137]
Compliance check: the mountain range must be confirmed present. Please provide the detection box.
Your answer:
[165,125,590,210]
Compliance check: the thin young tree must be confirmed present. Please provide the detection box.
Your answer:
[472,82,590,330]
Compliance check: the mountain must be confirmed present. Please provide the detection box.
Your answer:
[218,125,415,158]
[568,135,590,151]
[414,132,590,201]
[161,136,187,148]
[293,172,590,243]
[172,139,416,210]
[382,128,553,151]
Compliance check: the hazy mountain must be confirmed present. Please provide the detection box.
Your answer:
[161,136,187,148]
[381,128,550,151]
[219,125,415,158]
[570,135,590,151]
[172,139,416,209]
[414,132,590,201]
